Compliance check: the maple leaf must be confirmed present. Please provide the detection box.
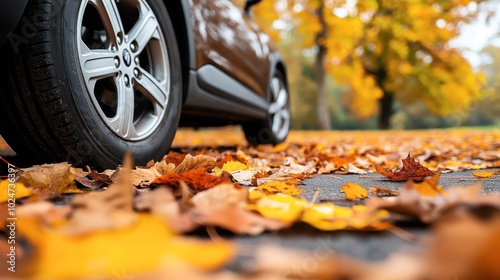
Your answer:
[375,154,435,181]
[341,182,368,200]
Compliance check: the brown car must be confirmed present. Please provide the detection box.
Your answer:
[0,0,290,169]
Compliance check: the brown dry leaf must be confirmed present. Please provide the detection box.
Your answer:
[370,187,399,197]
[341,182,368,200]
[472,171,495,179]
[60,154,138,235]
[425,207,500,279]
[257,181,304,196]
[375,154,435,181]
[18,163,84,194]
[173,154,216,173]
[190,184,288,235]
[347,163,368,174]
[135,187,197,233]
[130,161,175,187]
[150,168,232,192]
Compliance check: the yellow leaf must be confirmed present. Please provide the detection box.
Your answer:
[0,180,31,203]
[19,215,235,278]
[408,171,447,197]
[472,171,495,179]
[301,204,390,231]
[257,181,304,196]
[221,160,248,173]
[341,182,368,200]
[248,193,307,223]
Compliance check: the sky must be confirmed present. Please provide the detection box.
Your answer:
[451,2,500,68]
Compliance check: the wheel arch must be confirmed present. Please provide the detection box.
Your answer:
[271,51,288,91]
[162,0,195,103]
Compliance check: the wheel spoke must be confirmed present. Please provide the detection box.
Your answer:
[109,78,137,138]
[269,88,288,114]
[273,110,290,137]
[271,77,280,100]
[128,10,159,54]
[79,43,118,89]
[88,0,125,42]
[134,68,168,109]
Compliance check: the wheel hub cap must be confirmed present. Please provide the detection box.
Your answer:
[122,49,132,67]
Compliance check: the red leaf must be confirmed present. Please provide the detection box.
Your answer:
[375,154,435,182]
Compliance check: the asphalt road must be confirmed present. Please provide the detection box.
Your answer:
[230,171,500,262]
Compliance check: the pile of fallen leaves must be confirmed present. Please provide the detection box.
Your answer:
[1,129,500,279]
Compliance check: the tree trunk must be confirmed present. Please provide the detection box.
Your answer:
[315,2,331,130]
[378,92,394,130]
[371,68,394,130]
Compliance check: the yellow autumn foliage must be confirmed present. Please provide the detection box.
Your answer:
[18,215,235,279]
[254,0,487,123]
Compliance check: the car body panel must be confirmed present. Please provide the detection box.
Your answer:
[188,0,272,98]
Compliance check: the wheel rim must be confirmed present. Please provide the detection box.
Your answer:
[76,0,170,141]
[268,76,290,140]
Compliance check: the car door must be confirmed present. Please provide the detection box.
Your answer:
[189,0,272,99]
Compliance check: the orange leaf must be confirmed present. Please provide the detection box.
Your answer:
[407,171,446,197]
[341,182,368,200]
[472,171,494,179]
[375,154,434,182]
[150,168,232,192]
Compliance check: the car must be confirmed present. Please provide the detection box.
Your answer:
[0,0,290,169]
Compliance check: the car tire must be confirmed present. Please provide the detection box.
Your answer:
[243,70,290,146]
[0,0,182,170]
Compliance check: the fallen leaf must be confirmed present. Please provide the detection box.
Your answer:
[60,154,137,235]
[375,154,435,181]
[0,180,31,203]
[408,171,446,196]
[257,181,304,196]
[150,168,232,192]
[18,163,84,194]
[347,163,368,174]
[18,215,234,278]
[301,203,391,231]
[341,182,368,200]
[173,154,216,173]
[472,171,495,179]
[369,187,400,197]
[248,193,307,223]
[190,184,288,234]
[135,187,197,233]
[220,160,248,173]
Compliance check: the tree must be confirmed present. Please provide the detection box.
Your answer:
[254,0,488,129]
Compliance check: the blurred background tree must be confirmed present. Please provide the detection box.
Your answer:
[253,0,498,130]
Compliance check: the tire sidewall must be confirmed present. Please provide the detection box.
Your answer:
[57,0,181,168]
